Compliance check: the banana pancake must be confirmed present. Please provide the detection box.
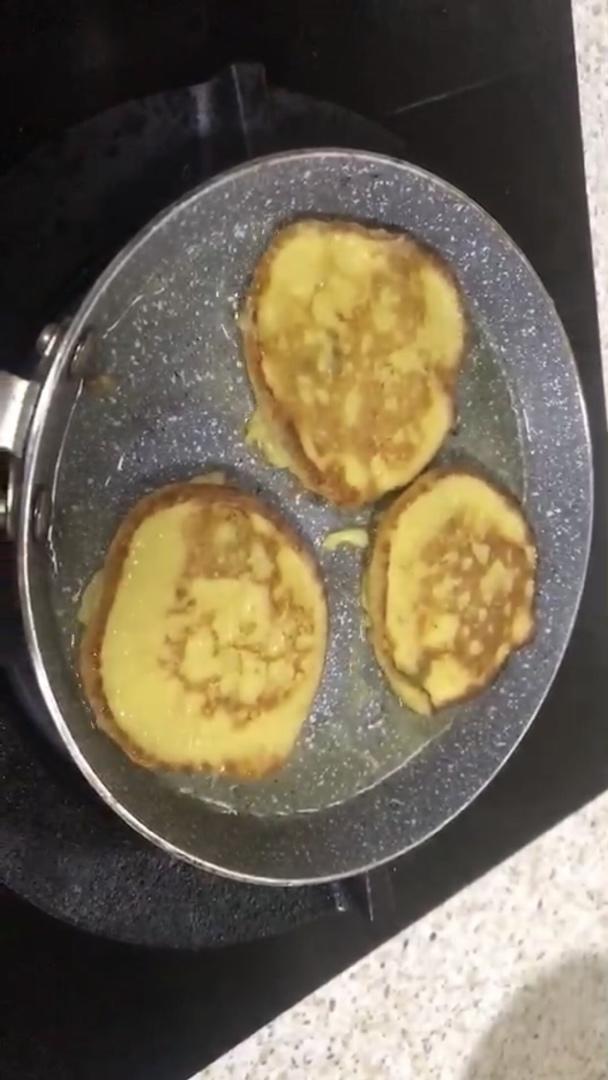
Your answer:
[364,468,537,714]
[242,219,468,506]
[80,481,328,778]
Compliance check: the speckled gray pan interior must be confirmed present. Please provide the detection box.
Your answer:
[18,150,592,883]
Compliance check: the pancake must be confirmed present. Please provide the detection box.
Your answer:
[241,219,468,506]
[364,468,537,714]
[80,482,328,778]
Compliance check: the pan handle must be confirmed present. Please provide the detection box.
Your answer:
[0,371,39,538]
[0,371,39,456]
[0,323,65,537]
[0,322,92,537]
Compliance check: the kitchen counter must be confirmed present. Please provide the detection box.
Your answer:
[574,0,608,380]
[199,1,608,1076]
[201,791,608,1079]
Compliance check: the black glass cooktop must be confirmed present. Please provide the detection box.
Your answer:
[1,3,607,1078]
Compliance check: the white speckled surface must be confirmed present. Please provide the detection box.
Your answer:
[200,792,608,1080]
[197,2,608,1075]
[573,0,608,386]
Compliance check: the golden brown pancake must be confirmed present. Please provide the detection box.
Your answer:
[364,468,537,714]
[242,219,468,506]
[80,482,328,778]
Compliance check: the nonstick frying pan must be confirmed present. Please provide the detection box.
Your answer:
[0,150,592,883]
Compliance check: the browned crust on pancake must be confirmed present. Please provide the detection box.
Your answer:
[241,219,470,507]
[80,481,327,778]
[365,465,537,712]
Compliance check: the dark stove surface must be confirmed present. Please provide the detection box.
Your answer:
[1,3,607,1079]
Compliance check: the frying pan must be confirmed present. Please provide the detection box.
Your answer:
[0,149,592,884]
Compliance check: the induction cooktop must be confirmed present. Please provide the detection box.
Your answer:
[1,3,606,1078]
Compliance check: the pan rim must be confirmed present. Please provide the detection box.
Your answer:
[17,147,594,884]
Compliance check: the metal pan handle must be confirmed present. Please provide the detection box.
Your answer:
[0,322,93,538]
[0,324,67,537]
[0,371,38,456]
[0,371,39,537]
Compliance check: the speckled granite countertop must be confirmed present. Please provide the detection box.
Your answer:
[201,793,608,1079]
[198,2,608,1076]
[574,0,608,383]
